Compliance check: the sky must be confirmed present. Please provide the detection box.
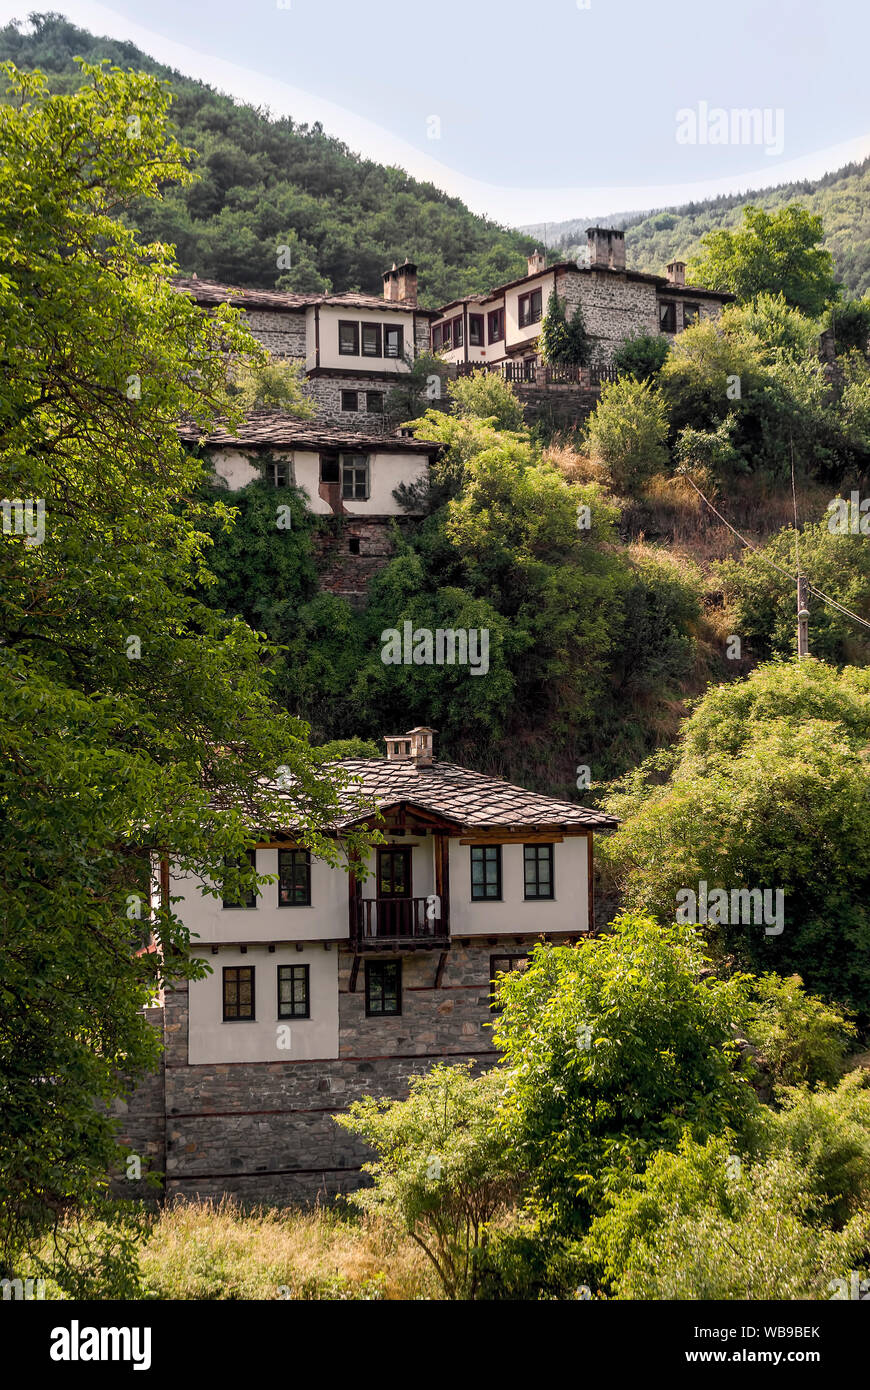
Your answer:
[2,0,869,226]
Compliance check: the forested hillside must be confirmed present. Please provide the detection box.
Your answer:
[0,13,537,306]
[534,158,870,296]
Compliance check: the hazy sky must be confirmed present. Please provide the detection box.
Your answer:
[3,0,869,224]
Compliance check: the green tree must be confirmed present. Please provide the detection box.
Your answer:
[689,204,839,317]
[613,331,670,381]
[336,1063,517,1300]
[447,370,524,432]
[601,661,870,1014]
[585,376,670,491]
[0,59,369,1287]
[493,915,757,1236]
[540,292,591,365]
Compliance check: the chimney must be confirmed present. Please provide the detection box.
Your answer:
[384,727,436,765]
[382,262,399,302]
[396,258,418,305]
[407,726,436,767]
[586,226,626,272]
[666,260,686,287]
[527,249,546,277]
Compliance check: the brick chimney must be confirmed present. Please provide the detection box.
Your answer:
[397,258,418,305]
[383,259,418,305]
[586,226,626,271]
[666,260,686,287]
[527,249,546,277]
[383,262,399,302]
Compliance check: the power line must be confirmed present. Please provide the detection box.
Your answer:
[677,471,870,636]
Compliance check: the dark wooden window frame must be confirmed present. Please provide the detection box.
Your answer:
[432,323,443,351]
[518,288,543,329]
[471,843,502,901]
[271,459,291,487]
[365,390,385,414]
[319,453,340,483]
[468,313,484,346]
[277,963,310,1020]
[277,848,311,908]
[365,958,402,1017]
[338,319,360,356]
[440,320,452,351]
[340,389,360,412]
[361,322,383,357]
[488,307,504,343]
[523,842,554,900]
[659,301,677,333]
[223,965,255,1021]
[383,324,404,359]
[451,316,463,348]
[222,849,258,909]
[682,302,700,327]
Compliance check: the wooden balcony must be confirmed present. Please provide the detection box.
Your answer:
[350,896,450,951]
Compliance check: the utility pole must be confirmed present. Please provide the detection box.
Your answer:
[797,576,810,658]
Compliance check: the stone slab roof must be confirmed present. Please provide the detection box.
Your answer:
[179,412,440,453]
[322,759,618,832]
[434,262,735,316]
[173,277,438,316]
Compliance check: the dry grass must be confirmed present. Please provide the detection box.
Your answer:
[136,1197,434,1301]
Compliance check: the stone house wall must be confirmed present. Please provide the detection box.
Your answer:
[115,937,572,1205]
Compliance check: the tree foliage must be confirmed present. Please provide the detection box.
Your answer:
[0,58,369,1283]
[336,1063,516,1300]
[689,204,839,317]
[601,661,870,1015]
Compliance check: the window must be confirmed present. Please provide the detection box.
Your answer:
[440,320,452,351]
[341,453,369,500]
[278,848,311,907]
[319,453,340,483]
[488,307,504,343]
[489,954,531,1008]
[340,389,359,412]
[524,843,554,899]
[682,302,700,327]
[365,959,401,1016]
[365,391,384,413]
[384,324,404,358]
[451,316,463,348]
[518,289,543,328]
[348,537,361,554]
[277,964,310,1019]
[222,850,257,909]
[432,323,443,351]
[223,965,255,1021]
[361,323,382,357]
[338,320,359,355]
[270,459,291,487]
[469,314,484,347]
[471,844,502,900]
[659,301,677,333]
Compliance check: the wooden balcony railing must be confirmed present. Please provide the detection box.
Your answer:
[350,896,449,948]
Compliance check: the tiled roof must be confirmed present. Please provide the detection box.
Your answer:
[434,262,735,316]
[319,759,618,832]
[172,277,438,316]
[179,412,439,453]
